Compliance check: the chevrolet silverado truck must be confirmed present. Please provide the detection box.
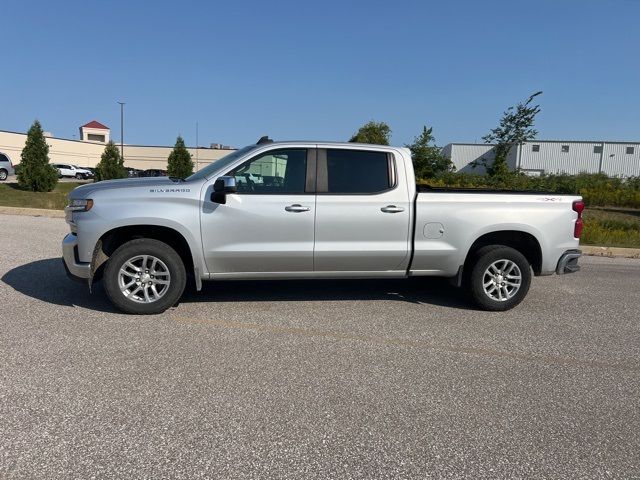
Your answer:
[62,138,583,314]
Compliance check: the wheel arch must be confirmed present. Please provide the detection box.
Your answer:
[91,224,200,289]
[463,230,543,278]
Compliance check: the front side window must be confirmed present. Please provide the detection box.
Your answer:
[227,148,307,194]
[325,149,392,194]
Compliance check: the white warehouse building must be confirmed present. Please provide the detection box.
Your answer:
[443,140,640,177]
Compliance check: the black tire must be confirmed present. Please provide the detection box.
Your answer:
[467,245,532,311]
[103,238,186,314]
[0,169,7,181]
[75,173,83,180]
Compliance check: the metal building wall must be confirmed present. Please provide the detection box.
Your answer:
[447,144,496,173]
[601,143,640,177]
[519,141,602,175]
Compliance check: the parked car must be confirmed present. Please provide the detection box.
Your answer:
[124,167,143,178]
[63,138,583,315]
[0,152,15,181]
[141,169,168,177]
[52,164,93,180]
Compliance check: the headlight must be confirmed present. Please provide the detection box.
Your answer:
[67,199,94,212]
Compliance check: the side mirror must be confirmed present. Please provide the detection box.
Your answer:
[211,176,237,204]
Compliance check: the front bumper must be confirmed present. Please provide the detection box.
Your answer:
[556,249,582,274]
[62,233,91,280]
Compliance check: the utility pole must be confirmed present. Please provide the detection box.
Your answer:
[117,101,125,161]
[196,121,199,171]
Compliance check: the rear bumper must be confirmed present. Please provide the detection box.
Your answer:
[556,249,582,275]
[62,233,91,280]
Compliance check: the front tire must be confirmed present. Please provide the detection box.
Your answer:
[103,238,186,314]
[468,245,532,311]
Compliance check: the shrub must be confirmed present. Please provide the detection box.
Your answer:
[95,141,127,181]
[17,120,58,192]
[167,136,194,178]
[421,172,640,209]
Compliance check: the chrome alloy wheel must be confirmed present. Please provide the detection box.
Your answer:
[482,259,522,302]
[118,255,171,304]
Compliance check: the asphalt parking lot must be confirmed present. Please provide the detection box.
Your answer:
[1,213,639,479]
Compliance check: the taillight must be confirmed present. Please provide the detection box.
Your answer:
[572,200,585,238]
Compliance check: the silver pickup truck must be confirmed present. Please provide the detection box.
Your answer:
[62,139,583,314]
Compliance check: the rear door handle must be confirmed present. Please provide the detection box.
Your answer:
[381,205,405,213]
[285,204,311,212]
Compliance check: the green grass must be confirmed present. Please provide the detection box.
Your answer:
[583,208,640,248]
[0,182,82,210]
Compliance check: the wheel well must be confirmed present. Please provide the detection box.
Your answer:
[464,230,543,276]
[93,225,194,281]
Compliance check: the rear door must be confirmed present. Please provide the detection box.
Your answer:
[313,147,411,273]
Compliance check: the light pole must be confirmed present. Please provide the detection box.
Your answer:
[117,101,125,160]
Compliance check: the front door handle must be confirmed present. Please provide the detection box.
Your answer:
[285,204,311,213]
[381,205,405,213]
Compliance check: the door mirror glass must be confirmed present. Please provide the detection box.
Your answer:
[214,176,237,193]
[211,176,237,204]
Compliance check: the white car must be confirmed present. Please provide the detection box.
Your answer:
[0,152,15,181]
[52,164,93,180]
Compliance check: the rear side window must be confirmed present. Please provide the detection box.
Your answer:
[0,154,8,163]
[325,149,392,194]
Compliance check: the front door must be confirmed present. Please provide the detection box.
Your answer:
[201,148,316,275]
[313,148,411,273]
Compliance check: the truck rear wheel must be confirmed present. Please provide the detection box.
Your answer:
[103,238,186,314]
[468,245,532,311]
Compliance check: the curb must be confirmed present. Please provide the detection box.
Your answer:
[581,245,640,259]
[0,206,65,218]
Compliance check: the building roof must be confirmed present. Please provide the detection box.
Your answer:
[81,120,109,130]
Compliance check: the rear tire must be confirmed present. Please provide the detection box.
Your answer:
[467,245,532,311]
[0,169,7,181]
[103,238,186,314]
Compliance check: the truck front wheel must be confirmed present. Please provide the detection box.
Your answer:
[468,245,532,311]
[103,238,186,314]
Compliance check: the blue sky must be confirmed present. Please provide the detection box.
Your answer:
[2,0,639,147]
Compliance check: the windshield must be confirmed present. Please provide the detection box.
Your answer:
[186,145,258,181]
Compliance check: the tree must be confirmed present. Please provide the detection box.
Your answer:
[167,136,194,178]
[349,121,392,145]
[95,141,127,181]
[482,91,543,178]
[406,126,453,179]
[17,120,58,192]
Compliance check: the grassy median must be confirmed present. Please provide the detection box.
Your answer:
[0,182,82,210]
[582,208,640,248]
